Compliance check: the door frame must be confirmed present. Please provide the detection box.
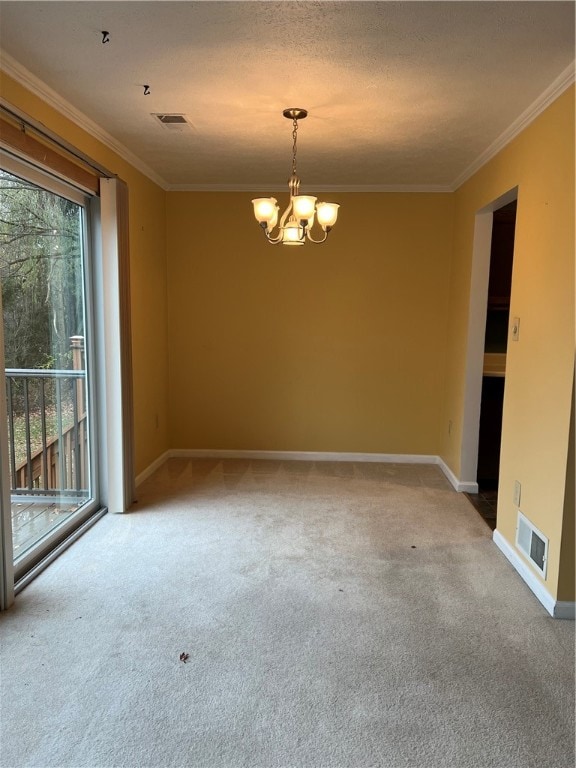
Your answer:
[460,186,518,488]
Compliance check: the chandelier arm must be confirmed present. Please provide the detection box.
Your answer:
[305,227,330,244]
[263,230,283,244]
[288,174,300,197]
[257,198,295,244]
[278,200,293,230]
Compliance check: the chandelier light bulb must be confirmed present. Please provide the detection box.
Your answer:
[251,109,339,246]
[252,197,278,224]
[282,220,305,245]
[292,195,317,220]
[316,202,340,230]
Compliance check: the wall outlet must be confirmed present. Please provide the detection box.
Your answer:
[513,480,521,507]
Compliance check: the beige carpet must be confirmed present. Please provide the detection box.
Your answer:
[1,458,574,768]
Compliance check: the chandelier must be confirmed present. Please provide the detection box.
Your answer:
[251,108,340,246]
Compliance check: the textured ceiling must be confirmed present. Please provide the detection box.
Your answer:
[0,1,574,190]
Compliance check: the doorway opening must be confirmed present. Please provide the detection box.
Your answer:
[466,199,517,529]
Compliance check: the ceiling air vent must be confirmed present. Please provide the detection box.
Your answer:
[516,511,548,578]
[152,114,192,131]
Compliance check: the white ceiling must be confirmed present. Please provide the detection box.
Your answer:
[0,1,574,191]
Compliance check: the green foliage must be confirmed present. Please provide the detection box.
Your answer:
[0,169,85,370]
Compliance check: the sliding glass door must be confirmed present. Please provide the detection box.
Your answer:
[0,158,99,582]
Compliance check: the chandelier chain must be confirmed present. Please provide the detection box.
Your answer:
[291,117,298,176]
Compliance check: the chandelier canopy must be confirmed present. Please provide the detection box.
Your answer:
[252,108,339,246]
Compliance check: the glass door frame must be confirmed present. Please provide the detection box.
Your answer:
[0,285,14,609]
[0,151,102,590]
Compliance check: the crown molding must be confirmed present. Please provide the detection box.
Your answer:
[2,48,573,195]
[167,183,452,193]
[452,60,575,191]
[0,49,169,191]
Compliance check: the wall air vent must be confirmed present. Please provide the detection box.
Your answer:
[516,511,548,578]
[151,114,192,131]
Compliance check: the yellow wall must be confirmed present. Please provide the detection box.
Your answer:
[0,72,169,476]
[441,87,575,600]
[167,192,453,453]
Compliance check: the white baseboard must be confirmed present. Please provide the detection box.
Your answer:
[553,602,576,620]
[169,448,439,464]
[135,450,170,487]
[493,529,575,619]
[436,457,479,493]
[136,449,475,494]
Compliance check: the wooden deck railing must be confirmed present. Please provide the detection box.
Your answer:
[6,362,88,496]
